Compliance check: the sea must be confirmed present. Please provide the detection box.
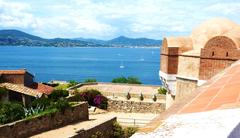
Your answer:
[0,46,160,85]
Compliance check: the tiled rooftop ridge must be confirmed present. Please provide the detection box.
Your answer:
[138,59,240,133]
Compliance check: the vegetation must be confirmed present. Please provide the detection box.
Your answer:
[48,89,69,101]
[139,93,144,101]
[0,102,25,124]
[152,94,157,102]
[84,78,97,83]
[126,92,131,100]
[112,76,142,84]
[112,121,125,138]
[77,89,108,109]
[54,84,69,90]
[158,87,167,95]
[68,80,78,87]
[112,121,137,138]
[91,131,104,138]
[0,87,8,97]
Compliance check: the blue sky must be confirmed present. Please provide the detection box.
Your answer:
[0,0,240,39]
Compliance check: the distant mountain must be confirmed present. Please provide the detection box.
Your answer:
[0,29,162,47]
[107,36,161,46]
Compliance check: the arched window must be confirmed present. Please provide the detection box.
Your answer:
[226,52,229,57]
[212,51,215,56]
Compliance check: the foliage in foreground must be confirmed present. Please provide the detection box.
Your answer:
[158,87,167,95]
[0,102,25,124]
[112,121,137,138]
[112,76,142,84]
[0,87,8,97]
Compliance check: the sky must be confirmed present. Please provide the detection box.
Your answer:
[0,0,240,40]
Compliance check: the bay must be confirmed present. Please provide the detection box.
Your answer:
[0,46,160,85]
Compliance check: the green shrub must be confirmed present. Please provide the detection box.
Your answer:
[68,80,78,87]
[112,76,142,84]
[84,79,97,83]
[124,127,138,138]
[126,92,131,100]
[49,99,70,111]
[48,90,69,101]
[152,94,157,102]
[0,102,25,124]
[139,93,144,101]
[91,131,104,138]
[158,87,167,95]
[31,98,51,109]
[0,87,8,97]
[112,121,124,138]
[112,76,128,83]
[127,77,142,84]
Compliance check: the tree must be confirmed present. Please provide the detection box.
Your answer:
[127,77,142,84]
[112,76,142,84]
[112,76,128,83]
[84,78,97,83]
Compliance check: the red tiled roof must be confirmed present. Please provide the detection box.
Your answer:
[179,61,240,114]
[139,60,240,133]
[0,70,26,75]
[0,69,34,77]
[30,83,54,95]
[0,82,43,97]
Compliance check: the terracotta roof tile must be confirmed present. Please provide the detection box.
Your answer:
[179,61,240,114]
[30,83,54,95]
[0,70,26,75]
[0,82,43,97]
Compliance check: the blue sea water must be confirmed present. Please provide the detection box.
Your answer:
[0,46,160,85]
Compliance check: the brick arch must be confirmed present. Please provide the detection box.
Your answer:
[204,36,238,50]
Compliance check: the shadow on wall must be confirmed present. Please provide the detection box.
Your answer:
[228,122,240,138]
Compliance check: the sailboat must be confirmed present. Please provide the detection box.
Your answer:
[120,61,125,69]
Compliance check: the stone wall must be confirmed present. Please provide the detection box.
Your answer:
[175,78,197,100]
[70,117,116,138]
[178,55,200,79]
[107,99,165,113]
[0,102,89,138]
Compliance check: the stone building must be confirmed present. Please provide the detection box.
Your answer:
[159,18,240,107]
[0,69,53,106]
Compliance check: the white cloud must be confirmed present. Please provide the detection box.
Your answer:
[0,0,240,39]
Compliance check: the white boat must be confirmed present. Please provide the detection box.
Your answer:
[120,61,125,68]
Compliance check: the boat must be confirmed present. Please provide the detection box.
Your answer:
[120,61,125,68]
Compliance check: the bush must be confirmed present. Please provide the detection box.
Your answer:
[78,89,108,109]
[31,98,51,109]
[158,87,167,95]
[91,131,104,138]
[127,77,142,84]
[124,127,138,138]
[139,93,144,101]
[112,76,142,84]
[48,90,69,101]
[49,99,70,111]
[0,102,25,124]
[0,87,8,97]
[152,94,157,102]
[93,95,108,109]
[84,79,97,83]
[112,77,128,83]
[112,121,124,138]
[68,80,78,87]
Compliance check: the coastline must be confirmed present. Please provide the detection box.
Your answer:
[0,45,161,49]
